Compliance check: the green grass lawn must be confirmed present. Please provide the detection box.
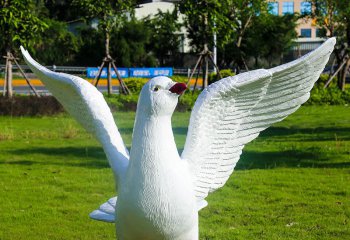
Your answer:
[0,106,349,239]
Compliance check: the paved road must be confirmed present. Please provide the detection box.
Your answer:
[2,78,201,95]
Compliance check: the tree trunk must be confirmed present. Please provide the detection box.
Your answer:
[5,51,13,98]
[107,62,112,96]
[202,13,209,89]
[233,15,252,73]
[340,58,350,91]
[336,56,343,90]
[203,54,208,89]
[105,30,111,59]
[105,30,112,96]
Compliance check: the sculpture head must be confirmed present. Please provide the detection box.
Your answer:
[137,76,187,117]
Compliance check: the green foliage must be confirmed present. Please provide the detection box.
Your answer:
[170,75,188,83]
[0,0,48,53]
[42,0,81,22]
[72,0,135,32]
[219,69,235,78]
[111,19,157,67]
[105,94,139,111]
[208,69,235,84]
[74,27,105,66]
[307,74,350,105]
[178,90,201,111]
[30,19,80,65]
[213,1,285,70]
[144,8,183,66]
[179,0,228,51]
[180,0,268,57]
[124,78,148,94]
[246,13,298,67]
[310,0,350,90]
[72,0,137,70]
[219,0,268,46]
[73,19,157,67]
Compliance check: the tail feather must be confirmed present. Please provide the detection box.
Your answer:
[89,197,117,223]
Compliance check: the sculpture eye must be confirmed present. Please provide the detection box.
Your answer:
[153,86,160,92]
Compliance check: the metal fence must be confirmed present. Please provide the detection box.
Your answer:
[0,64,86,75]
[0,65,211,95]
[0,65,215,78]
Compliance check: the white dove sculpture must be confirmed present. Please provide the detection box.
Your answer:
[21,37,335,240]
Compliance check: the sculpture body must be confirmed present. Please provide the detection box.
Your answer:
[20,38,336,240]
[116,78,198,239]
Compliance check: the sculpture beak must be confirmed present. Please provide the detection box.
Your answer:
[169,83,187,95]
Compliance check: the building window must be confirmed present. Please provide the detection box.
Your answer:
[300,28,312,38]
[268,2,279,15]
[300,2,312,14]
[282,2,294,15]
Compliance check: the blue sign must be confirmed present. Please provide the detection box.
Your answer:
[86,67,129,78]
[129,68,173,78]
[86,67,173,78]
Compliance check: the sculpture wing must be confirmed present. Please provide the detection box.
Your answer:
[20,47,129,180]
[182,38,336,201]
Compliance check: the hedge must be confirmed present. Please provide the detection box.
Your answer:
[0,74,348,116]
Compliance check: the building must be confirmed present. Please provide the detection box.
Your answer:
[268,0,325,56]
[138,0,325,58]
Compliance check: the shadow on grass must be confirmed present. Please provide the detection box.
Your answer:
[260,126,350,141]
[236,148,350,170]
[173,127,188,136]
[114,127,187,136]
[118,128,133,135]
[2,146,110,169]
[2,145,349,170]
[2,126,349,170]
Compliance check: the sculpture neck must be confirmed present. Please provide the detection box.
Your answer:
[129,111,179,169]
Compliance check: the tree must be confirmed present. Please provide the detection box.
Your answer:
[112,19,157,67]
[0,0,48,98]
[310,0,350,90]
[42,0,80,22]
[144,8,183,67]
[179,0,226,89]
[72,0,136,95]
[180,0,269,88]
[31,19,80,65]
[179,0,225,52]
[244,13,298,68]
[74,27,105,66]
[218,0,268,73]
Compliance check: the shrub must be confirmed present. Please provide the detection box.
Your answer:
[209,69,235,84]
[105,94,139,111]
[307,74,350,105]
[124,78,148,94]
[1,73,347,117]
[177,90,200,112]
[0,96,64,116]
[171,75,188,83]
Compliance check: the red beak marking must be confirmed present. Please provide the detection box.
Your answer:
[169,83,187,95]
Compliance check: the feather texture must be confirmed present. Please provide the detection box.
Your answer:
[20,47,129,180]
[182,38,336,201]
